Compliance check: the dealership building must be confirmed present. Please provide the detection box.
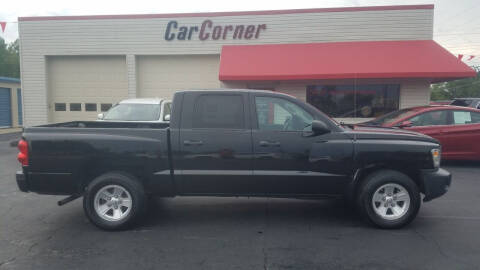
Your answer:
[17,4,475,126]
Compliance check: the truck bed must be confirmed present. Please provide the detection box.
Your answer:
[21,121,172,196]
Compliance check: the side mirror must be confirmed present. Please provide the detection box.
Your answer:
[311,120,330,135]
[97,113,104,120]
[164,114,171,121]
[397,120,412,128]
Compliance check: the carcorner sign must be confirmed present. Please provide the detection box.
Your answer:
[164,20,267,41]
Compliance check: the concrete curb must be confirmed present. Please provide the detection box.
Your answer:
[0,128,23,135]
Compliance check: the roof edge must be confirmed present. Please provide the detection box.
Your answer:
[18,4,434,22]
[219,72,477,82]
[0,76,21,84]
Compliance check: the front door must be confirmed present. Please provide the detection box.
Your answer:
[176,92,256,195]
[251,94,352,196]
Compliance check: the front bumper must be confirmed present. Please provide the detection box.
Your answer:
[16,170,29,192]
[421,168,451,202]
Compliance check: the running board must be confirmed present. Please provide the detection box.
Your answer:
[57,194,82,206]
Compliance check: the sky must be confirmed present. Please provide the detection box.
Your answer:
[1,0,480,67]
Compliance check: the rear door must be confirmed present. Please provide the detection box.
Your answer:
[440,110,480,160]
[175,92,256,195]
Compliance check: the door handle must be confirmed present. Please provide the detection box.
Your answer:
[183,140,203,146]
[259,140,281,147]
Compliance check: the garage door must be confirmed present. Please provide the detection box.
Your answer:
[137,55,220,99]
[47,56,128,123]
[0,88,12,128]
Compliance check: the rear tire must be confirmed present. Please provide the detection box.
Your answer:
[83,172,147,230]
[357,169,421,229]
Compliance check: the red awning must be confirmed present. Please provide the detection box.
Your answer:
[219,40,476,82]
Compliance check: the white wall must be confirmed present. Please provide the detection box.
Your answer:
[399,80,431,108]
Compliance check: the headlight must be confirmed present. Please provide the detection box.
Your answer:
[431,149,441,168]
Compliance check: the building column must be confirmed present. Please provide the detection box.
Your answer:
[399,79,431,109]
[126,55,137,98]
[22,55,48,126]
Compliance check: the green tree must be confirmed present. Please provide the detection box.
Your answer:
[0,37,20,78]
[431,66,480,101]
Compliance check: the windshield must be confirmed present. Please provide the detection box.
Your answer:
[362,108,419,126]
[103,104,161,121]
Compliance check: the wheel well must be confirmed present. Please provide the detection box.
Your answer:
[77,166,147,193]
[351,164,424,200]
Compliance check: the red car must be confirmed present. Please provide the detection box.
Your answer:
[361,106,480,160]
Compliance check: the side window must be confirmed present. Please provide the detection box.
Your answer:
[453,111,480,124]
[193,95,245,129]
[255,96,313,131]
[409,110,448,126]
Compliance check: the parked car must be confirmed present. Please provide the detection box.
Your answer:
[16,90,450,230]
[97,98,172,123]
[361,105,480,160]
[450,98,480,109]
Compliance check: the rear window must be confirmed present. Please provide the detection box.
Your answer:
[193,95,245,129]
[104,104,161,121]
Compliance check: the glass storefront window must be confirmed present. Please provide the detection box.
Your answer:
[306,84,400,118]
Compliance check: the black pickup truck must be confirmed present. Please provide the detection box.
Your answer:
[16,90,451,230]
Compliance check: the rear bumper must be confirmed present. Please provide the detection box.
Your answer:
[421,168,451,202]
[16,169,75,195]
[16,170,29,192]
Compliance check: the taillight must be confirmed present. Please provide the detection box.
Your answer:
[17,139,29,166]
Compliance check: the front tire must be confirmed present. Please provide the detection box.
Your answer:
[357,170,421,229]
[83,172,147,230]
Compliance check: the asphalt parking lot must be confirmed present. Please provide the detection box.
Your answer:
[1,133,480,270]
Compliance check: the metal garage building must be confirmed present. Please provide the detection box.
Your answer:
[0,77,22,128]
[18,4,475,126]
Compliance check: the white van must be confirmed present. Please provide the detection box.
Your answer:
[97,98,172,123]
